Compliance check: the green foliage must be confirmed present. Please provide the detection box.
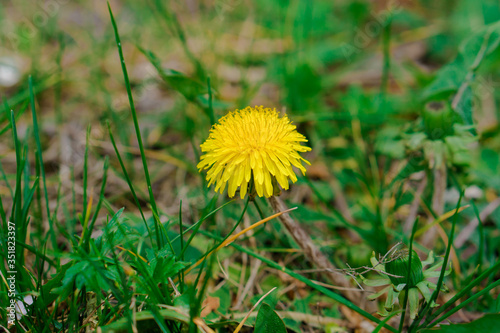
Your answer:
[53,258,118,301]
[144,247,188,283]
[423,21,500,124]
[254,303,287,333]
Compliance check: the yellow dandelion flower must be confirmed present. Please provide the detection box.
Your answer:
[197,106,311,198]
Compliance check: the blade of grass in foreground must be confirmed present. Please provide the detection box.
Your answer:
[178,201,185,292]
[9,109,23,245]
[4,75,57,115]
[424,276,500,328]
[82,125,90,227]
[8,108,41,291]
[0,193,5,225]
[29,76,56,249]
[0,100,29,136]
[472,201,484,276]
[108,2,162,248]
[206,76,215,125]
[374,310,402,333]
[0,156,10,224]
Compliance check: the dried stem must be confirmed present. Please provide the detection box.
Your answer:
[404,174,428,233]
[423,160,447,248]
[268,196,362,303]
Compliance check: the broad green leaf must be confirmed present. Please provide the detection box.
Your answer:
[145,246,189,283]
[38,262,72,307]
[254,303,287,333]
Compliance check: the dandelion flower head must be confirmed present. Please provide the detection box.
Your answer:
[197,106,311,198]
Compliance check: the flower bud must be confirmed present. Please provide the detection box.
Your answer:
[385,249,424,288]
[422,101,457,140]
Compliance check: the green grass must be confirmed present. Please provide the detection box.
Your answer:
[1,0,500,332]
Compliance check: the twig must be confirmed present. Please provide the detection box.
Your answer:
[297,266,403,279]
[310,279,366,292]
[379,242,402,263]
[295,242,405,279]
[345,263,365,291]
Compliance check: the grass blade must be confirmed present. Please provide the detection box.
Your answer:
[84,156,110,248]
[29,76,56,249]
[9,109,23,240]
[374,310,402,333]
[108,2,162,248]
[425,278,500,328]
[422,260,500,328]
[82,125,90,225]
[207,76,215,125]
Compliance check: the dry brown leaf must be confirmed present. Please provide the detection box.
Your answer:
[200,295,220,318]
